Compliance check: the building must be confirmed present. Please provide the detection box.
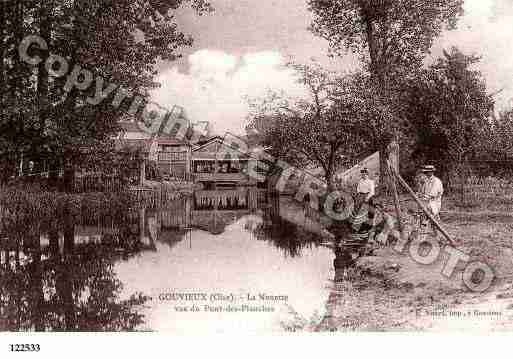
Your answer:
[191,136,258,187]
[116,121,260,187]
[155,138,190,180]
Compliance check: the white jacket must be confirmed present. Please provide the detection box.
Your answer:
[422,176,443,216]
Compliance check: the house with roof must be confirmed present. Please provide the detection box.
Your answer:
[190,136,259,187]
[115,121,263,187]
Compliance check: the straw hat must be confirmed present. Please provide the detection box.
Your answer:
[421,165,436,173]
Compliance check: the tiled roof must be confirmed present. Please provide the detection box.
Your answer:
[157,138,190,146]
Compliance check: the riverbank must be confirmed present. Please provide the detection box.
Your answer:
[0,185,135,239]
[316,205,513,331]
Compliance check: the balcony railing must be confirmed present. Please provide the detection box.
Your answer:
[194,172,252,183]
[158,151,187,162]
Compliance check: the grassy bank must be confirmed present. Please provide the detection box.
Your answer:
[0,185,134,237]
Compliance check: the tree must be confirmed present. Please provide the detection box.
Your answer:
[403,47,494,182]
[0,0,213,189]
[308,1,463,189]
[247,64,394,190]
[308,0,464,87]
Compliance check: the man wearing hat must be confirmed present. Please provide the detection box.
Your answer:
[419,165,444,219]
[357,168,375,203]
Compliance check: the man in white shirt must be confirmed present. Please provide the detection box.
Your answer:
[419,165,444,218]
[357,168,375,203]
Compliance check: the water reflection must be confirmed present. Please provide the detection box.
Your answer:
[1,189,336,332]
[0,218,150,331]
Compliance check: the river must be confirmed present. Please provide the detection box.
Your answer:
[0,190,338,332]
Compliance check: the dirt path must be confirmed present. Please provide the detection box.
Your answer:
[315,208,513,332]
[316,251,513,331]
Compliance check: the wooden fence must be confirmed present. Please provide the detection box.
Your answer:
[74,174,127,193]
[129,184,184,208]
[449,175,513,210]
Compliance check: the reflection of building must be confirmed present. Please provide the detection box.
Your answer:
[158,189,265,234]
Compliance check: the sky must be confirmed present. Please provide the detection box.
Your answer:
[152,0,513,135]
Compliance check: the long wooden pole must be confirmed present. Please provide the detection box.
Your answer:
[388,164,456,246]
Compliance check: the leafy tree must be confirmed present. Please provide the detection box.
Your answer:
[308,0,464,86]
[0,0,212,189]
[478,108,513,161]
[247,64,394,190]
[307,1,464,188]
[403,47,494,182]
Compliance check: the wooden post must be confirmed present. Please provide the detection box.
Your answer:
[248,187,257,211]
[387,141,400,173]
[387,163,406,241]
[386,142,404,241]
[185,146,192,181]
[139,159,146,186]
[185,195,191,229]
[139,207,146,244]
[389,166,456,246]
[19,152,23,177]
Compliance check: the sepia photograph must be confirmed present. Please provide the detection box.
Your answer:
[1,0,513,342]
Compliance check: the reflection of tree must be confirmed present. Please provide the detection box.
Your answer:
[248,217,323,258]
[0,211,150,331]
[158,229,187,249]
[0,260,32,330]
[45,246,149,331]
[244,192,323,257]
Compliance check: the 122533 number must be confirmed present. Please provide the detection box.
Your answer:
[9,344,40,352]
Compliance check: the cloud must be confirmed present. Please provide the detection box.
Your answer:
[433,0,513,110]
[152,49,304,135]
[154,0,513,136]
[188,50,238,80]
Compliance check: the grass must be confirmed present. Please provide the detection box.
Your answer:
[0,184,133,238]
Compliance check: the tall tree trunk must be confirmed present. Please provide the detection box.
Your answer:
[0,0,6,114]
[35,2,52,162]
[325,170,334,193]
[326,144,336,192]
[363,15,386,87]
[12,0,25,170]
[363,15,395,196]
[62,158,75,193]
[14,1,24,101]
[63,207,75,255]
